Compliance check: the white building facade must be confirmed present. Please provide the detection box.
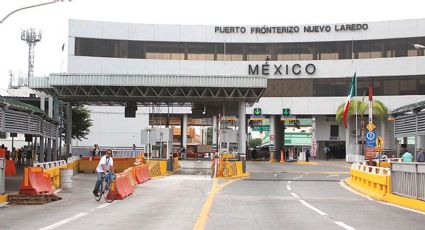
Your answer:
[64,19,425,157]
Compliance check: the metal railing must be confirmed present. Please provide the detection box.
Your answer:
[391,162,425,201]
[112,149,144,158]
[67,155,81,164]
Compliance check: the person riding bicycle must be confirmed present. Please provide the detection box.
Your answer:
[93,149,114,197]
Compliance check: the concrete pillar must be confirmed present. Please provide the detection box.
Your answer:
[213,115,217,149]
[52,139,58,161]
[47,138,52,162]
[65,103,72,156]
[48,96,53,118]
[238,101,246,155]
[39,136,45,163]
[270,115,283,161]
[182,114,188,150]
[40,94,45,111]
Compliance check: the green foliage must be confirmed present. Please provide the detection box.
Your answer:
[336,99,389,123]
[249,138,263,148]
[72,105,92,141]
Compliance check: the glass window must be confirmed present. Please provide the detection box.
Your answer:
[187,43,214,60]
[383,79,399,95]
[216,43,243,61]
[399,79,417,95]
[145,42,185,60]
[128,41,144,59]
[354,41,370,59]
[369,41,383,58]
[418,79,425,94]
[246,44,270,61]
[316,42,337,60]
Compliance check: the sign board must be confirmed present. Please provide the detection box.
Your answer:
[376,136,384,147]
[253,108,262,116]
[365,131,376,147]
[280,115,296,121]
[375,147,384,152]
[250,115,266,121]
[282,108,290,116]
[366,122,376,132]
[365,147,375,158]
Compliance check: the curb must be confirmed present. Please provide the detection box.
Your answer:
[344,178,425,213]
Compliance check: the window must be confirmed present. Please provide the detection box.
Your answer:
[316,42,337,60]
[187,43,214,60]
[330,125,339,137]
[216,43,243,61]
[246,44,270,61]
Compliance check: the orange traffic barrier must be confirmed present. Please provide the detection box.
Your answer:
[5,160,17,176]
[280,150,285,163]
[124,167,137,188]
[134,164,151,184]
[107,174,128,200]
[19,167,53,195]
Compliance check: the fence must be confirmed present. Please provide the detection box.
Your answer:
[391,162,425,201]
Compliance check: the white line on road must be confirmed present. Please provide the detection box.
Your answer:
[326,174,340,178]
[334,221,356,230]
[287,181,292,184]
[378,201,425,216]
[38,213,88,230]
[299,200,327,216]
[286,185,292,191]
[290,193,299,198]
[293,175,304,180]
[97,201,115,209]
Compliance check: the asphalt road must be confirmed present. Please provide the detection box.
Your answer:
[1,160,425,230]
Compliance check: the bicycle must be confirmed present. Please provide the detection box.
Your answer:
[94,171,116,203]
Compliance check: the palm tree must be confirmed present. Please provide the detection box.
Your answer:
[336,99,389,154]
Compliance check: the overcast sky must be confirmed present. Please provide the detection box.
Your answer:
[1,0,425,94]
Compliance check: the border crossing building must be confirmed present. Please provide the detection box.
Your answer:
[30,19,425,159]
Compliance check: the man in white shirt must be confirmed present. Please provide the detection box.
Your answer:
[93,149,114,196]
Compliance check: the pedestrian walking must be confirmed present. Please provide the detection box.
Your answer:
[416,148,425,162]
[324,145,331,161]
[305,148,311,162]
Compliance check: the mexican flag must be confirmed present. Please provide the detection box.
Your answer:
[343,73,356,128]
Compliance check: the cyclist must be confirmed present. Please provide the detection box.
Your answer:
[93,149,114,197]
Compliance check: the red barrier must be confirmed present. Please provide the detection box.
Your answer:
[5,160,16,176]
[19,167,53,195]
[134,164,151,184]
[107,174,127,200]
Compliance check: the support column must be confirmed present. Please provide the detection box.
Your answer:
[65,103,72,156]
[238,101,246,155]
[39,136,45,163]
[40,94,45,112]
[269,115,276,162]
[212,115,217,149]
[48,96,53,118]
[52,97,59,161]
[182,114,188,150]
[47,138,52,162]
[275,116,284,161]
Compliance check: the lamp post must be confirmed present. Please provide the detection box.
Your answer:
[0,0,71,24]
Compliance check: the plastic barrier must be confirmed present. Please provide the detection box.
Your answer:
[134,164,151,184]
[107,173,131,200]
[5,160,16,176]
[348,163,391,200]
[124,167,137,188]
[19,167,53,195]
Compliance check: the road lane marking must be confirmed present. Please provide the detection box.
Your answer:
[96,201,116,209]
[326,174,340,178]
[290,193,299,198]
[286,185,292,191]
[193,179,238,230]
[378,201,425,216]
[293,175,304,180]
[334,221,356,230]
[38,213,88,230]
[287,181,292,184]
[299,200,327,216]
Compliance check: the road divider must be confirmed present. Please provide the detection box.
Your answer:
[19,167,54,195]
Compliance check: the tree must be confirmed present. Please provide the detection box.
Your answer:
[249,138,263,148]
[335,99,388,153]
[72,105,92,141]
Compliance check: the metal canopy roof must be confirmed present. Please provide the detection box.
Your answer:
[29,73,268,105]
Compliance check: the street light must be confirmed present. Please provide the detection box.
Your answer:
[0,0,71,24]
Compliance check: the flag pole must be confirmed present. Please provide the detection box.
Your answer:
[352,39,358,156]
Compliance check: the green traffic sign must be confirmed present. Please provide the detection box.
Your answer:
[254,108,262,116]
[282,108,290,116]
